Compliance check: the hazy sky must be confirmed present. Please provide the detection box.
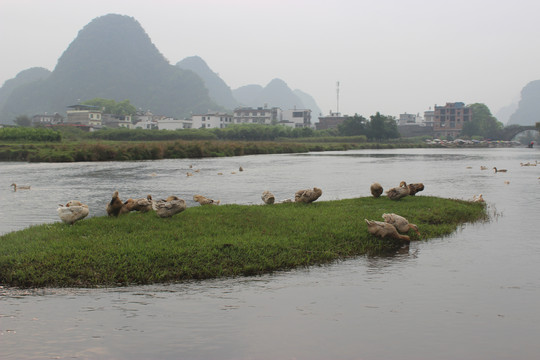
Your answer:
[1,0,540,120]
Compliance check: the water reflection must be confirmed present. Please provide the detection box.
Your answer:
[1,147,540,359]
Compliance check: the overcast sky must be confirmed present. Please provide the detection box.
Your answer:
[1,0,539,120]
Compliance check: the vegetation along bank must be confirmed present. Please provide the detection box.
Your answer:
[0,126,455,162]
[0,196,487,288]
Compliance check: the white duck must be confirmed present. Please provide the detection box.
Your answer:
[472,194,485,203]
[382,213,420,235]
[153,196,187,218]
[57,200,89,225]
[193,194,220,205]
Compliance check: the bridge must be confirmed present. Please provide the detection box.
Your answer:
[500,123,540,141]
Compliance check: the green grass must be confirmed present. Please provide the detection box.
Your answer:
[0,196,486,288]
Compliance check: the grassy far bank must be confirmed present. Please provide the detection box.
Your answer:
[0,139,433,162]
[0,196,487,288]
[0,125,438,162]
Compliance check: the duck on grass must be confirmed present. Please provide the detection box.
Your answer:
[0,196,486,288]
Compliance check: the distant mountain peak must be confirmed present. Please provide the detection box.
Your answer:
[0,14,217,121]
[507,80,540,126]
[177,56,238,110]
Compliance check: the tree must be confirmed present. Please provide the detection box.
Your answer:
[367,112,400,140]
[462,103,503,139]
[82,98,137,116]
[338,114,368,136]
[14,115,31,127]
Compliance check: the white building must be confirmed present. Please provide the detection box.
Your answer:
[423,109,434,127]
[192,113,234,129]
[281,109,312,128]
[156,118,192,130]
[134,120,158,130]
[31,113,63,126]
[398,113,422,126]
[233,107,282,125]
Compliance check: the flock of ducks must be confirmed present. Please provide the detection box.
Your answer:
[365,181,425,243]
[54,184,324,226]
[370,181,424,201]
[29,156,536,244]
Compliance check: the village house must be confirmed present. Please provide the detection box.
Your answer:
[233,107,282,125]
[101,113,134,129]
[31,113,64,126]
[433,102,471,138]
[192,113,233,129]
[316,112,346,130]
[156,117,192,130]
[281,108,312,128]
[65,104,102,127]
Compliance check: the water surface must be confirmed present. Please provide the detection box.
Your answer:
[1,148,539,359]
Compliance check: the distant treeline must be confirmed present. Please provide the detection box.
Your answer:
[0,127,62,142]
[86,125,332,142]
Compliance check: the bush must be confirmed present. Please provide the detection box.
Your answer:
[0,127,61,142]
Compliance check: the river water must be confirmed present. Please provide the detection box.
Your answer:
[1,148,539,359]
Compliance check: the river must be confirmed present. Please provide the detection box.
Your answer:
[1,147,539,359]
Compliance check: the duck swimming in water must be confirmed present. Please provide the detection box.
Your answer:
[11,183,31,191]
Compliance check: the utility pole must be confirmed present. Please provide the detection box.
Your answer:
[336,81,340,115]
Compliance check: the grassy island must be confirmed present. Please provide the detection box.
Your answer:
[0,196,486,288]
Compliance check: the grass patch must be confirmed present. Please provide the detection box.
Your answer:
[0,196,486,288]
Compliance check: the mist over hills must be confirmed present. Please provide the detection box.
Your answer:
[177,57,322,116]
[232,78,322,116]
[506,80,540,126]
[0,14,218,124]
[0,13,322,125]
[176,56,239,110]
[495,102,518,125]
[0,67,51,116]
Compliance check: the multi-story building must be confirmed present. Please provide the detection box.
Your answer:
[316,112,346,130]
[281,109,312,128]
[31,113,64,126]
[397,113,419,126]
[233,107,282,125]
[66,104,102,126]
[433,102,471,138]
[423,109,435,127]
[192,113,234,129]
[102,114,133,129]
[156,118,192,130]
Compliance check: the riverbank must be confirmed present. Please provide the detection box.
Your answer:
[0,196,486,288]
[0,139,435,162]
